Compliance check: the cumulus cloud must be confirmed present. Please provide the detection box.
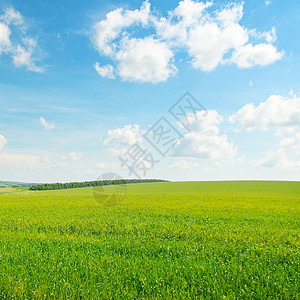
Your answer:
[174,131,237,161]
[230,43,283,68]
[178,3,250,71]
[93,1,151,56]
[232,92,300,169]
[173,110,237,162]
[186,21,248,71]
[116,37,177,83]
[40,117,55,130]
[0,7,43,72]
[92,1,283,82]
[229,95,300,134]
[0,135,7,151]
[155,0,213,46]
[103,124,142,147]
[102,111,237,167]
[94,62,115,79]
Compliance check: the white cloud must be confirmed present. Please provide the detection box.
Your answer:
[94,62,115,79]
[174,110,237,162]
[187,21,248,71]
[231,92,300,170]
[102,111,238,166]
[0,135,7,151]
[40,117,55,130]
[0,22,11,53]
[181,110,222,134]
[103,124,142,146]
[175,132,237,161]
[249,27,277,43]
[0,7,43,72]
[174,0,212,26]
[117,37,177,83]
[184,3,250,71]
[92,1,283,82]
[230,43,283,68]
[1,7,23,26]
[93,1,151,56]
[13,44,43,73]
[255,149,300,170]
[155,0,212,45]
[229,95,300,133]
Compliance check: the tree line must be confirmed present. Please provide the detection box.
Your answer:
[29,179,167,191]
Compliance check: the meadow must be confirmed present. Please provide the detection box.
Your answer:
[0,181,299,299]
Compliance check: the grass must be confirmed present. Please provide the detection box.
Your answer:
[0,181,299,299]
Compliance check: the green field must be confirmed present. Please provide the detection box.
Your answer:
[0,181,299,299]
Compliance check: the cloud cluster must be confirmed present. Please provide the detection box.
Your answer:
[102,124,144,156]
[92,0,283,82]
[0,7,42,72]
[102,110,237,171]
[173,110,237,162]
[102,92,300,171]
[231,94,300,169]
[116,37,176,83]
[229,95,300,134]
[103,124,142,147]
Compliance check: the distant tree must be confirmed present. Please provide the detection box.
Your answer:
[29,179,168,191]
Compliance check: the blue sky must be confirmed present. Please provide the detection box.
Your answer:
[0,0,300,183]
